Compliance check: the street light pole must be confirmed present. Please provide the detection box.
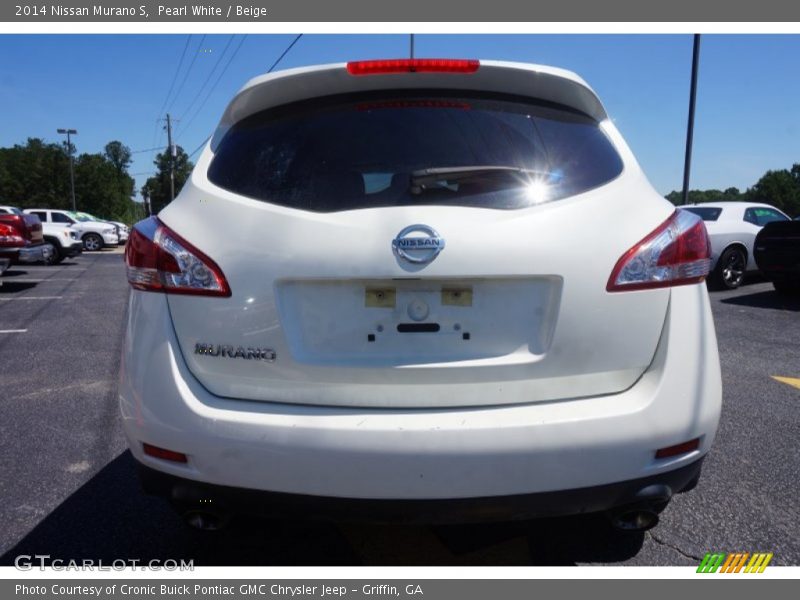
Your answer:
[681,35,701,206]
[57,128,78,212]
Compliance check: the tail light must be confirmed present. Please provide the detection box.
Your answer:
[347,58,480,76]
[143,443,187,463]
[0,223,24,247]
[607,210,712,292]
[655,438,700,459]
[125,217,231,297]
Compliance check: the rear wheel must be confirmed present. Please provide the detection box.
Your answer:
[712,246,746,290]
[43,239,64,265]
[83,233,103,252]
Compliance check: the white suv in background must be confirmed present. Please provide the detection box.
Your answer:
[121,59,722,532]
[24,209,118,251]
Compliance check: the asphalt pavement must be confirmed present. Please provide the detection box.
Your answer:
[0,252,797,566]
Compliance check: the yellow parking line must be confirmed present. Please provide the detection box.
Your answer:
[771,376,800,390]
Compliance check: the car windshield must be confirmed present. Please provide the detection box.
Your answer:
[208,92,624,212]
[682,206,723,221]
[2,206,24,215]
[69,211,93,222]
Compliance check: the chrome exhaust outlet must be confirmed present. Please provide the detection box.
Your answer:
[610,508,660,531]
[608,484,672,531]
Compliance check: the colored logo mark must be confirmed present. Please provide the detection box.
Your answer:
[697,552,773,573]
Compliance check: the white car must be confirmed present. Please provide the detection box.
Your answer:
[24,209,119,251]
[680,202,790,289]
[40,221,83,264]
[76,212,129,244]
[109,221,130,243]
[121,59,722,531]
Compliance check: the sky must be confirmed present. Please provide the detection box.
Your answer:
[1,33,799,201]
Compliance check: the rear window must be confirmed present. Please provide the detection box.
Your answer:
[682,206,723,221]
[208,92,624,212]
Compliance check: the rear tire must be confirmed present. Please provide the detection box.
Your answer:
[43,239,64,265]
[83,233,103,252]
[712,246,746,290]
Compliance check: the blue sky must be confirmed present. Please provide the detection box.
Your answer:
[1,34,799,200]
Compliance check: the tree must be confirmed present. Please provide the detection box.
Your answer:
[0,138,71,207]
[665,188,744,205]
[104,141,132,176]
[0,137,141,223]
[746,168,800,216]
[141,146,194,214]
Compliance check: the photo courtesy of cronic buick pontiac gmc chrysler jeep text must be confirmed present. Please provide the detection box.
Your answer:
[120,59,722,532]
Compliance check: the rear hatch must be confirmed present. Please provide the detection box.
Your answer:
[160,61,673,409]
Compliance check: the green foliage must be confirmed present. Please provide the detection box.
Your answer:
[666,163,800,217]
[0,138,71,208]
[141,146,194,215]
[747,167,800,216]
[0,137,143,224]
[665,187,743,206]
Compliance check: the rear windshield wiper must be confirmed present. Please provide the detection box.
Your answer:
[409,165,550,195]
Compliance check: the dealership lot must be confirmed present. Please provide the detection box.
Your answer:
[0,252,797,566]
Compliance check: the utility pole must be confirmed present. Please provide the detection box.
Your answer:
[681,34,701,206]
[142,186,151,217]
[57,128,78,212]
[165,113,176,203]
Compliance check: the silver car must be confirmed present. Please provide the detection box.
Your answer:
[680,202,790,289]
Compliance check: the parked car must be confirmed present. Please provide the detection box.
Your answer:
[40,221,83,264]
[754,220,800,295]
[121,59,722,531]
[109,221,130,243]
[24,208,119,251]
[76,212,129,244]
[0,207,54,280]
[680,202,790,289]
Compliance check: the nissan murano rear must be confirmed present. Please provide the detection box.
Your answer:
[121,59,722,531]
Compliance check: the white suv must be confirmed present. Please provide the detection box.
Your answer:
[25,209,119,251]
[121,59,722,531]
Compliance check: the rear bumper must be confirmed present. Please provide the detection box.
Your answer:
[120,283,722,503]
[138,457,703,523]
[0,243,54,265]
[63,241,84,258]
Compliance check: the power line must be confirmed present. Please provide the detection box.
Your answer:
[179,35,302,166]
[177,35,235,122]
[166,34,207,115]
[176,35,248,137]
[156,35,192,121]
[187,136,211,160]
[267,34,303,74]
[130,146,165,155]
[144,36,192,188]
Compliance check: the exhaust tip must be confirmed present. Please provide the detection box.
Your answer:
[610,509,660,532]
[182,509,230,531]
